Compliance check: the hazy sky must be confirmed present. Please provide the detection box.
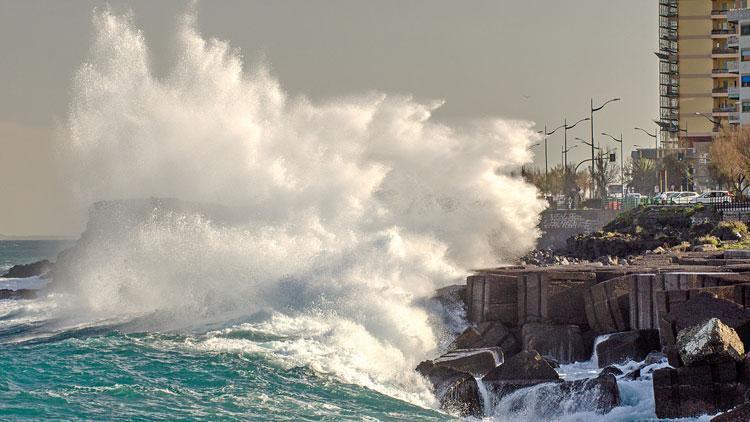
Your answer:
[0,0,658,236]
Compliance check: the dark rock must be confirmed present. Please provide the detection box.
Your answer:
[521,323,587,364]
[644,351,666,366]
[599,365,623,377]
[624,367,641,380]
[432,347,503,378]
[653,361,747,419]
[662,293,750,352]
[677,318,745,367]
[415,361,482,416]
[559,373,621,413]
[712,403,750,421]
[0,289,37,300]
[453,321,520,355]
[543,356,559,369]
[483,350,560,397]
[595,330,661,368]
[2,259,52,278]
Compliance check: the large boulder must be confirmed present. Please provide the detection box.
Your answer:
[677,318,745,367]
[595,330,661,368]
[521,323,587,364]
[483,350,560,397]
[2,259,52,278]
[453,321,520,355]
[558,372,621,413]
[432,347,503,378]
[661,293,750,352]
[415,361,482,416]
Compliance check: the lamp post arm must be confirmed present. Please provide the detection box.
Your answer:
[593,98,621,112]
[601,132,623,143]
[634,127,657,139]
[565,117,591,130]
[544,124,566,136]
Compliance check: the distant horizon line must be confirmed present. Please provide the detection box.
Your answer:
[0,234,78,241]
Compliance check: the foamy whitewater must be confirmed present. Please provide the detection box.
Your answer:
[0,8,707,421]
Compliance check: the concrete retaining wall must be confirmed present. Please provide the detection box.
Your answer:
[537,209,620,250]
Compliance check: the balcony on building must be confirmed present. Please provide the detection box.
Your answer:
[712,9,729,19]
[713,62,740,75]
[728,8,750,24]
[714,86,730,97]
[712,28,736,38]
[713,46,739,58]
[713,105,738,116]
[729,86,741,98]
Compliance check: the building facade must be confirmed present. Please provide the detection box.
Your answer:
[656,0,748,191]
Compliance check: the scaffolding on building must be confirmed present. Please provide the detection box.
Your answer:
[657,0,679,146]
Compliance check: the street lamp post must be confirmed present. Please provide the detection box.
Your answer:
[563,117,590,196]
[635,126,659,192]
[537,124,566,194]
[590,98,621,198]
[602,132,625,200]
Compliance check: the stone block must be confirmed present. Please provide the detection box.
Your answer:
[520,323,587,364]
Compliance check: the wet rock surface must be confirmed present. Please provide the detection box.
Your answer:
[653,361,747,419]
[452,321,520,355]
[595,330,660,368]
[712,402,750,421]
[1,259,52,278]
[521,323,586,364]
[431,347,503,378]
[415,360,482,416]
[482,350,560,397]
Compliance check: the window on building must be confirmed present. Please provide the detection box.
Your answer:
[743,50,750,61]
[743,24,750,35]
[743,101,750,112]
[742,76,750,87]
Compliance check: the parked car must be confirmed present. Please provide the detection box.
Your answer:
[670,191,699,204]
[690,190,734,204]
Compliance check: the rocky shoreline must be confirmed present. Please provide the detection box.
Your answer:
[420,248,750,419]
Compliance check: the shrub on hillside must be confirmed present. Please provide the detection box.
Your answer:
[712,220,748,241]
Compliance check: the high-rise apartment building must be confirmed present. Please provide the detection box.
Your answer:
[657,0,748,190]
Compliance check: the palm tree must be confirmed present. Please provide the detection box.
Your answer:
[625,157,657,195]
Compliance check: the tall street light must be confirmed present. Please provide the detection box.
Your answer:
[635,126,659,193]
[590,98,621,198]
[575,137,599,198]
[564,118,589,200]
[537,124,565,194]
[564,118,590,169]
[602,132,625,200]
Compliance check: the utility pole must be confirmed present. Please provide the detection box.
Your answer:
[563,117,590,196]
[635,126,659,194]
[537,124,565,194]
[590,98,621,198]
[602,132,625,200]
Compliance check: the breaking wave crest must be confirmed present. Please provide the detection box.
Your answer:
[50,8,545,408]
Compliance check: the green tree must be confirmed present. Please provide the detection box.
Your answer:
[625,157,658,195]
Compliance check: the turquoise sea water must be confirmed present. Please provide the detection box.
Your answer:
[0,241,444,421]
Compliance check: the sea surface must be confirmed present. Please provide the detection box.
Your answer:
[0,240,444,421]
